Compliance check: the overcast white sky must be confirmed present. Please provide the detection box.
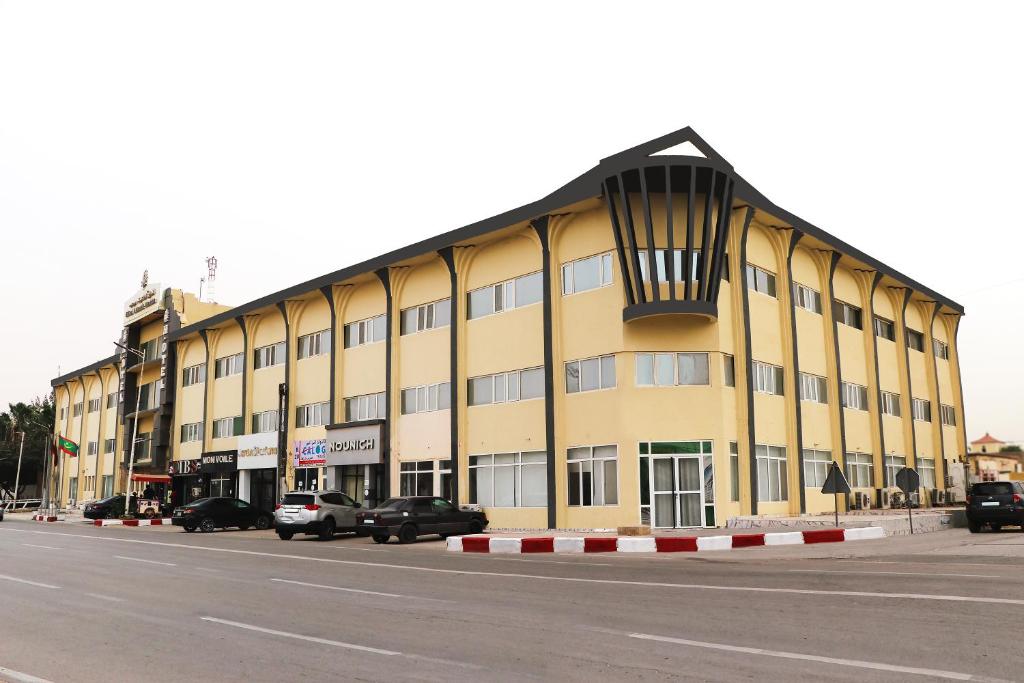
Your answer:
[0,2,1020,442]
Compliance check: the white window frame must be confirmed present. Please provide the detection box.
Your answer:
[468,451,548,508]
[753,361,784,396]
[252,410,280,434]
[215,352,245,378]
[885,454,907,485]
[841,381,868,411]
[755,444,788,502]
[180,422,203,443]
[912,397,932,422]
[344,314,387,348]
[253,343,285,370]
[400,383,451,415]
[745,263,777,297]
[297,329,331,360]
[565,354,617,394]
[344,392,386,421]
[845,452,874,488]
[802,448,832,488]
[212,416,241,439]
[635,352,710,387]
[792,282,823,314]
[400,299,451,335]
[296,402,331,428]
[567,445,619,506]
[834,300,863,329]
[468,367,544,406]
[933,339,949,360]
[561,252,614,295]
[104,437,115,454]
[87,441,98,456]
[881,391,901,417]
[638,249,702,283]
[918,458,937,489]
[182,363,206,387]
[906,329,925,352]
[798,372,828,404]
[940,404,956,427]
[467,271,543,320]
[873,316,896,341]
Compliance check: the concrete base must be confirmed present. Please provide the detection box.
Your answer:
[616,526,651,536]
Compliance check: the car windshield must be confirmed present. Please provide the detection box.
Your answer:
[282,494,315,506]
[377,498,409,511]
[973,483,1013,496]
[186,498,214,507]
[98,496,122,505]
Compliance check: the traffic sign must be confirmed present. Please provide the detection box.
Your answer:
[895,467,920,495]
[821,461,851,495]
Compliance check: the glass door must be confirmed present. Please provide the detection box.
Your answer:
[676,457,703,528]
[652,457,676,528]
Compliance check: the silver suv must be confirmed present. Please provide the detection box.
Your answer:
[275,490,361,541]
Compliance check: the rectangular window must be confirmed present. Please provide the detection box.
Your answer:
[755,445,788,502]
[296,402,331,428]
[182,363,206,387]
[834,300,863,329]
[845,452,874,488]
[562,252,613,295]
[567,445,618,506]
[400,461,437,497]
[912,397,932,422]
[565,355,616,394]
[798,372,828,404]
[940,404,956,427]
[101,475,113,498]
[918,458,936,489]
[745,264,777,297]
[933,339,949,360]
[802,449,832,488]
[873,316,896,341]
[104,437,115,454]
[753,361,784,396]
[468,272,543,320]
[253,343,285,370]
[469,451,547,508]
[885,454,907,485]
[87,441,98,456]
[344,392,387,422]
[215,352,245,378]
[792,282,823,313]
[59,407,66,420]
[297,329,331,360]
[87,398,101,413]
[212,415,243,439]
[73,402,83,417]
[729,442,739,502]
[468,367,544,406]
[344,314,387,348]
[906,329,925,352]
[723,354,735,388]
[180,422,203,443]
[68,477,78,502]
[400,382,451,415]
[635,353,710,387]
[638,249,702,283]
[881,391,902,417]
[251,410,280,433]
[400,298,451,335]
[841,381,869,411]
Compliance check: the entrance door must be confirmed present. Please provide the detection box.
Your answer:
[649,455,705,528]
[250,469,277,514]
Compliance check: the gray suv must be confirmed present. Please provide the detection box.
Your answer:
[275,490,361,541]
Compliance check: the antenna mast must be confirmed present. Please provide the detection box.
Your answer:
[205,256,218,303]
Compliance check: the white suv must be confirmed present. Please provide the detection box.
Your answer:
[275,490,361,541]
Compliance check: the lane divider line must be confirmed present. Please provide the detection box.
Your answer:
[0,574,60,590]
[787,569,1002,579]
[200,616,400,656]
[269,577,446,601]
[113,555,176,567]
[22,544,62,550]
[0,665,55,683]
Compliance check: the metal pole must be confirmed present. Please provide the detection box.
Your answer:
[120,346,144,517]
[834,491,839,528]
[12,432,25,509]
[907,494,914,534]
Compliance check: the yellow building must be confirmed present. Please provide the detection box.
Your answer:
[53,127,968,528]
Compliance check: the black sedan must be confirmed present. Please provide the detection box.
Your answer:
[966,481,1024,532]
[355,496,487,544]
[172,497,273,533]
[83,495,126,519]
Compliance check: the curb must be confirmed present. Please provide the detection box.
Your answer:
[80,518,172,527]
[446,526,886,554]
[31,515,59,522]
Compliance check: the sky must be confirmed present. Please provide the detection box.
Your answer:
[0,1,1021,443]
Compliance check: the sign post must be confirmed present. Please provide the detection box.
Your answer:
[895,467,920,534]
[821,460,852,528]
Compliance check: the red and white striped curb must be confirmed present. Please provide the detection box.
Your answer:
[83,518,172,527]
[446,526,885,553]
[31,514,59,522]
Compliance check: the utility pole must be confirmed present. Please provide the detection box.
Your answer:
[115,342,145,516]
[12,431,25,509]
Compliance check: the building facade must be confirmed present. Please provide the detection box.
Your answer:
[52,127,968,528]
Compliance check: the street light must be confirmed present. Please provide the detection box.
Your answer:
[114,341,145,516]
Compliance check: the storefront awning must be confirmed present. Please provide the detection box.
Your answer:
[131,474,171,483]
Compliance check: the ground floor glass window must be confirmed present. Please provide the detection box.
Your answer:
[802,449,831,488]
[101,475,114,498]
[208,474,236,498]
[918,458,936,489]
[400,461,435,496]
[469,452,547,507]
[755,445,787,502]
[845,452,874,488]
[567,445,618,506]
[885,455,906,486]
[293,468,322,492]
[639,441,714,528]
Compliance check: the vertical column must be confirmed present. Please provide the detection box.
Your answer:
[824,253,848,508]
[865,273,888,488]
[374,269,393,501]
[783,231,806,512]
[275,302,292,500]
[736,207,758,515]
[923,304,946,496]
[93,370,106,500]
[893,288,917,471]
[439,247,461,504]
[530,217,557,529]
[948,314,968,483]
[318,287,336,423]
[235,316,249,433]
[198,329,212,453]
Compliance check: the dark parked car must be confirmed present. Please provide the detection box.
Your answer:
[83,495,126,519]
[355,496,487,544]
[966,481,1024,532]
[172,497,273,533]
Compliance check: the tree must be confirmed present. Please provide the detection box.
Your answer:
[1000,445,1022,453]
[0,394,55,500]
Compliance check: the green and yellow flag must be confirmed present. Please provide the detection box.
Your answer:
[58,435,79,457]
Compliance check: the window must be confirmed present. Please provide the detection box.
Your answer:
[845,452,874,488]
[212,416,243,439]
[940,404,956,427]
[83,475,95,493]
[469,451,547,507]
[881,391,901,417]
[138,337,160,363]
[254,343,285,369]
[841,382,868,411]
[439,460,453,500]
[296,402,331,428]
[885,454,907,484]
[723,354,735,387]
[802,449,832,488]
[745,264,777,297]
[638,249,703,283]
[906,329,925,352]
[567,445,618,506]
[182,363,206,387]
[873,316,896,341]
[87,441,98,456]
[635,353,710,387]
[73,402,83,417]
[59,407,66,420]
[104,438,115,454]
[468,367,544,406]
[562,252,613,295]
[792,282,822,314]
[912,398,932,422]
[565,355,616,393]
[101,475,113,498]
[67,477,78,502]
[297,329,331,359]
[834,301,863,329]
[400,382,451,415]
[180,422,203,443]
[933,339,949,360]
[215,352,244,378]
[252,410,280,433]
[468,272,543,319]
[344,392,386,421]
[753,361,784,396]
[755,445,788,502]
[87,398,100,413]
[400,298,451,335]
[400,461,436,497]
[344,314,386,348]
[918,458,936,489]
[729,442,739,502]
[798,372,828,404]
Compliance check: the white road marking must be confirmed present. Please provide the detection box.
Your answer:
[836,559,1010,569]
[6,527,1024,607]
[85,593,125,603]
[200,616,400,656]
[22,544,61,550]
[113,555,176,566]
[628,632,1005,681]
[0,665,54,683]
[788,569,1001,579]
[0,574,59,590]
[270,577,445,601]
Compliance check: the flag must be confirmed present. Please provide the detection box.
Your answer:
[58,435,79,457]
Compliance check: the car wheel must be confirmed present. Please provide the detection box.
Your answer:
[992,524,1002,532]
[372,534,389,544]
[255,516,271,530]
[277,531,294,540]
[398,523,418,544]
[318,517,336,541]
[143,508,157,519]
[468,520,483,535]
[199,517,216,533]
[184,522,197,533]
[967,521,980,533]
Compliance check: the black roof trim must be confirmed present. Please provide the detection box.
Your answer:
[51,354,119,388]
[165,126,962,343]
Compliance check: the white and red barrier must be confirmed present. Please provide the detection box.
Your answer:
[31,514,59,522]
[446,526,885,554]
[83,518,171,527]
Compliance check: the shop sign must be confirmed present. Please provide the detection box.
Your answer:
[294,439,327,468]
[201,450,238,473]
[124,281,164,325]
[168,458,201,476]
[323,422,383,466]
[237,433,278,470]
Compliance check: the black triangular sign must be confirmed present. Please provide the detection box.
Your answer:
[821,461,852,495]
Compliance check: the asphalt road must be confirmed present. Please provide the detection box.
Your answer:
[1,518,1022,682]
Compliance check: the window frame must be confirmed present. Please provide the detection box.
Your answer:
[468,451,548,508]
[881,391,902,417]
[343,314,387,349]
[297,329,331,360]
[215,352,245,378]
[566,445,619,507]
[295,402,331,428]
[755,444,788,502]
[802,448,832,488]
[635,352,710,388]
[399,382,451,415]
[745,263,778,297]
[399,298,451,335]
[873,316,896,341]
[841,381,869,411]
[792,281,823,314]
[752,360,784,396]
[798,372,828,404]
[561,252,614,296]
[565,354,617,394]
